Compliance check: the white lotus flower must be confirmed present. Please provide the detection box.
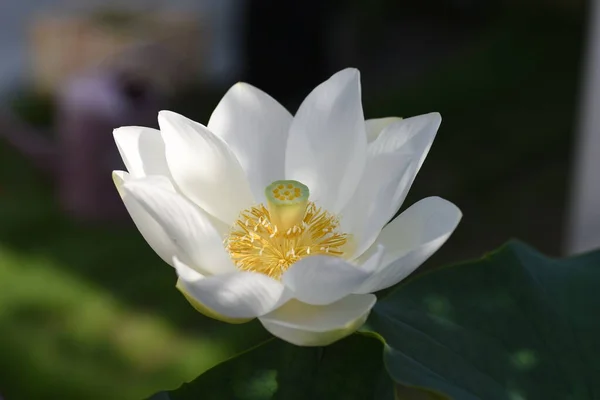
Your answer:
[112,68,461,346]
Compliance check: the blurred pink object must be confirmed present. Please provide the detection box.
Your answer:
[55,71,162,222]
[0,70,163,223]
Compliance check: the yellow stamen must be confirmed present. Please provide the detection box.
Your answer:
[225,180,349,280]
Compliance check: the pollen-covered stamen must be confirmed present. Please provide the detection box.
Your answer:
[225,180,349,280]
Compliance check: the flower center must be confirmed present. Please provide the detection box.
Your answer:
[225,180,349,279]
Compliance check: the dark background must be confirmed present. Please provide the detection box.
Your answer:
[0,0,589,398]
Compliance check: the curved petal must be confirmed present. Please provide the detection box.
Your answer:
[368,112,441,174]
[259,294,376,346]
[354,197,462,294]
[176,279,251,324]
[158,110,254,225]
[282,251,381,305]
[285,68,367,213]
[174,257,289,319]
[342,113,442,258]
[123,177,236,276]
[208,83,293,203]
[368,113,441,220]
[113,171,178,266]
[113,126,169,178]
[341,153,417,258]
[365,117,402,143]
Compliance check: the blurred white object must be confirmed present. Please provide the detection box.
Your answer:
[566,0,600,255]
[0,0,242,93]
[29,10,205,93]
[56,70,162,222]
[0,69,163,223]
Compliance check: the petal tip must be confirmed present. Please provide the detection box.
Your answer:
[417,112,441,126]
[173,256,204,282]
[112,170,128,195]
[233,81,250,90]
[112,170,126,185]
[112,126,127,136]
[420,197,463,236]
[225,81,262,100]
[338,67,361,85]
[112,125,141,142]
[340,67,360,78]
[157,110,179,123]
[326,68,361,87]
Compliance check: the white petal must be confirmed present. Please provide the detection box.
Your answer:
[357,244,386,273]
[259,294,376,346]
[354,197,462,294]
[282,256,369,305]
[341,113,441,257]
[113,171,178,266]
[113,126,169,178]
[285,68,367,213]
[368,112,441,173]
[123,177,236,276]
[281,248,385,306]
[208,83,293,203]
[174,257,288,319]
[159,110,254,225]
[341,153,417,258]
[365,117,402,143]
[368,113,441,219]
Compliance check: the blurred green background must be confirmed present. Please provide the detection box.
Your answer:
[0,1,587,399]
